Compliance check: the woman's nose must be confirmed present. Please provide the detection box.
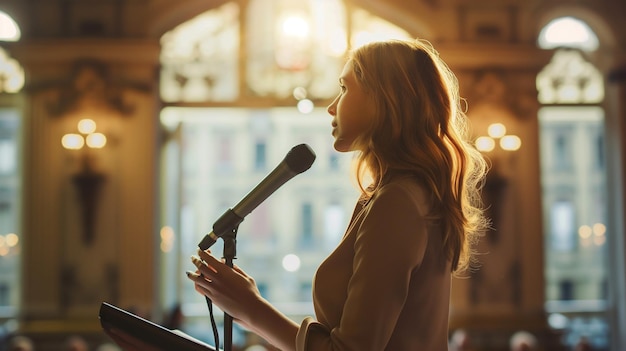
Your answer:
[327,97,338,116]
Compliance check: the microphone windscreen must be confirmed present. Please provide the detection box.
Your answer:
[284,144,316,174]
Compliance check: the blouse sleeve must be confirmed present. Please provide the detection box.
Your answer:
[297,182,429,350]
[296,317,330,350]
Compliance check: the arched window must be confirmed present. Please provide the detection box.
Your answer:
[537,16,610,350]
[158,1,412,346]
[0,10,20,42]
[538,17,599,51]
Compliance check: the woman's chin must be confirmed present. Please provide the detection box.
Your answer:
[333,141,350,153]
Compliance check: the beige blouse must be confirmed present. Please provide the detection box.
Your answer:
[296,174,452,350]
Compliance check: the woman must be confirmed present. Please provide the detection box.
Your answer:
[187,38,488,350]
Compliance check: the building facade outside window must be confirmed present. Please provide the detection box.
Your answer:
[537,16,610,350]
[0,11,24,326]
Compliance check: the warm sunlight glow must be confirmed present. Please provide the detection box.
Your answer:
[327,27,348,56]
[280,14,310,39]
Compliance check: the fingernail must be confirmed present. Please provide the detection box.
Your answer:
[186,270,200,278]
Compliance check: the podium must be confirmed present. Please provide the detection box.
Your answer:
[99,302,216,351]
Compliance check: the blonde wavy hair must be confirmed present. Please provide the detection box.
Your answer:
[349,39,488,274]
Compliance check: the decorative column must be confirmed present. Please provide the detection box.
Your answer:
[47,59,137,315]
[9,39,160,338]
[442,44,558,350]
[606,65,626,351]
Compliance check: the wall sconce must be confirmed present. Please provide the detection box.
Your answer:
[475,122,521,244]
[475,123,521,153]
[62,118,107,245]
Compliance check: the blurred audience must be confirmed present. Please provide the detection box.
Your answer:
[509,330,538,351]
[449,328,474,351]
[95,342,121,351]
[64,335,89,351]
[7,335,35,351]
[573,336,594,351]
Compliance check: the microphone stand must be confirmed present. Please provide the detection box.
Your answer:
[221,227,238,351]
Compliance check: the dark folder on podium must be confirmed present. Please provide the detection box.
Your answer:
[99,302,216,351]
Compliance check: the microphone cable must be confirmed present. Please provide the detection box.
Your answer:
[205,296,220,351]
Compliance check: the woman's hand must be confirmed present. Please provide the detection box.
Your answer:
[186,249,262,331]
[187,249,300,350]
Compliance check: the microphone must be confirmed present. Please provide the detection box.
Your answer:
[198,143,316,250]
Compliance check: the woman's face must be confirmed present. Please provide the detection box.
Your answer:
[327,61,376,152]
